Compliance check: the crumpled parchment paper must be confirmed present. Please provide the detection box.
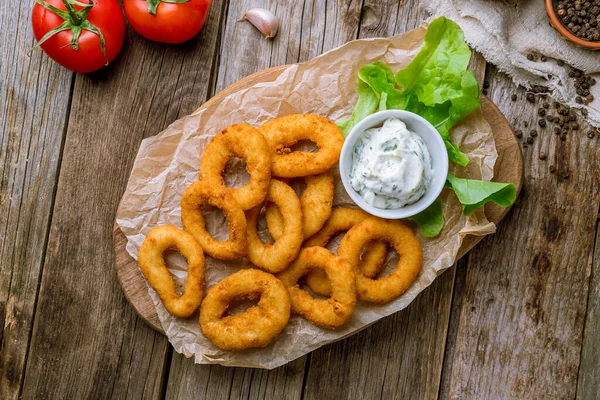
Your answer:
[116,22,498,369]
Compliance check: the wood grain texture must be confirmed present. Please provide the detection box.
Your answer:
[577,221,600,400]
[0,2,74,399]
[19,1,226,398]
[442,65,600,399]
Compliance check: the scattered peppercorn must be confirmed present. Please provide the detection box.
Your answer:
[538,108,546,117]
[555,0,600,42]
[530,129,538,137]
[554,126,561,134]
[560,134,567,141]
[557,60,565,66]
[539,152,547,160]
[526,93,535,103]
[527,53,537,61]
[588,131,596,138]
[511,93,517,101]
[514,129,523,138]
[543,102,550,109]
[527,136,534,144]
[538,119,547,128]
[541,55,548,62]
[576,96,584,104]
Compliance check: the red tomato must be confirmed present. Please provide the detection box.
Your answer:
[32,0,126,73]
[124,0,211,44]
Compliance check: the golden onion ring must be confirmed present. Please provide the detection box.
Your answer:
[246,180,303,272]
[200,269,290,350]
[259,114,344,178]
[276,246,356,329]
[181,181,247,260]
[338,217,422,303]
[200,123,271,210]
[303,207,388,296]
[265,170,334,240]
[138,225,205,318]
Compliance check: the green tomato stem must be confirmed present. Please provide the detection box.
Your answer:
[32,0,108,64]
[147,0,192,16]
[61,0,82,25]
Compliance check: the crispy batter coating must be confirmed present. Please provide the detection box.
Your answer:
[303,207,388,296]
[200,269,290,350]
[277,247,356,329]
[181,181,247,260]
[265,170,334,240]
[138,225,205,318]
[338,218,422,303]
[200,123,271,210]
[246,180,304,273]
[258,114,344,178]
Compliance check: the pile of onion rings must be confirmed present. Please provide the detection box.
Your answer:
[137,113,423,351]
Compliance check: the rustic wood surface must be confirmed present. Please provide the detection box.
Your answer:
[2,1,599,400]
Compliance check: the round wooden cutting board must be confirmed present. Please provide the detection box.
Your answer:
[112,66,524,333]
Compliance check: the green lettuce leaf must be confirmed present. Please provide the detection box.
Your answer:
[445,174,517,216]
[395,17,474,106]
[337,79,380,137]
[408,198,445,237]
[339,17,479,165]
[358,62,405,110]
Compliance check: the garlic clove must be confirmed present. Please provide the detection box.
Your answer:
[240,8,279,39]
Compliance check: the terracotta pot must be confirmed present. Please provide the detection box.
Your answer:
[545,0,600,50]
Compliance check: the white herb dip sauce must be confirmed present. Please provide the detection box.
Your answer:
[350,117,433,209]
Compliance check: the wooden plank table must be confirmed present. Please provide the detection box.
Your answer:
[1,0,599,399]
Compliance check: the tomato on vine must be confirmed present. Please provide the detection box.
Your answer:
[124,0,212,44]
[31,0,125,73]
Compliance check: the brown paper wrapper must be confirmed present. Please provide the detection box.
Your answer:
[116,21,498,369]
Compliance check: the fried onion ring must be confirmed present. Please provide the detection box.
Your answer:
[258,114,344,178]
[181,182,247,260]
[303,207,388,297]
[138,225,205,318]
[200,123,271,210]
[338,218,422,303]
[246,180,303,272]
[200,269,290,350]
[276,247,356,329]
[265,171,334,240]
